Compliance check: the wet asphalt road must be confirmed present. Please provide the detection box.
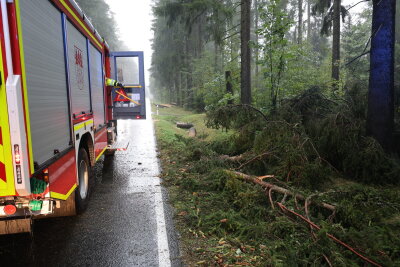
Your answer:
[0,112,181,266]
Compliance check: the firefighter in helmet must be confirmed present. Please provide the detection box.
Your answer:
[106,78,132,105]
[105,78,123,87]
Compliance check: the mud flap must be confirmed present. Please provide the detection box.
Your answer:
[0,218,31,235]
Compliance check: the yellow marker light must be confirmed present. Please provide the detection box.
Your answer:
[43,168,49,183]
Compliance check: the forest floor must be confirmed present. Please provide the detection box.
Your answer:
[153,104,400,266]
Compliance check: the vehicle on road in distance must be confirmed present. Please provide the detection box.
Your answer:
[0,0,145,234]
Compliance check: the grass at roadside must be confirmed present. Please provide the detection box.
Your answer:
[153,105,270,265]
[154,105,229,142]
[153,104,400,266]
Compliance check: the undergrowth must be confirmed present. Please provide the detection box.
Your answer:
[206,86,400,185]
[154,91,400,266]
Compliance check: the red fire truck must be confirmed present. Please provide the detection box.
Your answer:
[0,0,145,234]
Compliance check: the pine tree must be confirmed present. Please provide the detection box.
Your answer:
[241,0,252,104]
[367,0,397,151]
[312,0,349,89]
[75,0,123,49]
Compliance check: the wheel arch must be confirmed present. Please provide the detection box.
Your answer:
[79,132,95,167]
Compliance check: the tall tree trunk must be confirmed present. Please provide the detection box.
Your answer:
[367,0,396,151]
[298,0,303,44]
[397,0,400,43]
[226,71,233,104]
[229,21,235,62]
[169,84,173,103]
[255,0,259,76]
[185,36,192,108]
[331,0,341,89]
[214,42,219,72]
[395,0,400,110]
[197,20,203,56]
[307,0,311,41]
[175,74,181,106]
[241,0,252,104]
[178,72,182,106]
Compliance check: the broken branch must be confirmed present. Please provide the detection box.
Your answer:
[226,170,335,211]
[277,203,382,267]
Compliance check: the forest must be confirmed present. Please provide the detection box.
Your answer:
[150,1,400,180]
[150,0,400,265]
[151,0,400,151]
[152,0,400,136]
[75,0,125,50]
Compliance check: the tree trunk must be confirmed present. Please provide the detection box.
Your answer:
[197,20,203,56]
[241,0,252,104]
[185,35,193,108]
[178,72,182,106]
[173,81,177,104]
[307,0,311,41]
[255,0,259,76]
[367,0,396,151]
[395,0,400,113]
[169,84,173,103]
[332,0,341,89]
[226,71,233,104]
[397,1,400,44]
[298,0,303,44]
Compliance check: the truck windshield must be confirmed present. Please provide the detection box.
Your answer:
[116,57,139,85]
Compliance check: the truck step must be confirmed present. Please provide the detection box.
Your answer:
[107,140,130,151]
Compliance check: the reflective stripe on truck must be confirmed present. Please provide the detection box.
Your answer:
[0,40,16,197]
[3,0,30,196]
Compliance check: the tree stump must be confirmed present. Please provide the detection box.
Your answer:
[189,127,197,137]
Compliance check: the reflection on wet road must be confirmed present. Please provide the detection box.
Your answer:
[0,115,180,266]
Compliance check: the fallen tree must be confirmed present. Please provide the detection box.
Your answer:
[227,170,383,267]
[220,154,244,162]
[225,170,335,211]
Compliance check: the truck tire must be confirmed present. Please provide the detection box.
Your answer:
[75,148,93,214]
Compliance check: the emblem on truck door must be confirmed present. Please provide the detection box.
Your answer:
[74,46,84,90]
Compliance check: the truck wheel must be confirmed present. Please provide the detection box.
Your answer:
[75,148,92,213]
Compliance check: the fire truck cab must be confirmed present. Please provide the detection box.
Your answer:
[0,0,145,234]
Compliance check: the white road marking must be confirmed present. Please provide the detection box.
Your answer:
[154,184,172,267]
[146,97,172,267]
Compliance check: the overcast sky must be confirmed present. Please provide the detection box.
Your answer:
[105,0,154,89]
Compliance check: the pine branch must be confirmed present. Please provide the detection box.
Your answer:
[345,50,370,66]
[224,23,241,34]
[222,31,240,41]
[346,0,370,12]
[344,24,382,67]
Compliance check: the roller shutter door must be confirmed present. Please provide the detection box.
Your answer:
[20,0,70,165]
[67,21,90,115]
[89,44,105,129]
